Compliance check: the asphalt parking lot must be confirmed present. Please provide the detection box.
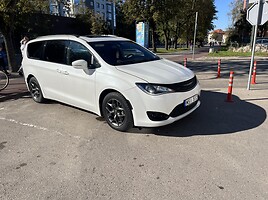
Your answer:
[0,57,268,200]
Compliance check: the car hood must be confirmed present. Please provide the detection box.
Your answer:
[116,58,194,83]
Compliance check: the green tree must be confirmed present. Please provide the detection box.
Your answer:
[228,0,253,44]
[178,0,216,47]
[115,1,135,40]
[228,0,268,44]
[229,0,244,27]
[0,0,48,71]
[153,0,175,50]
[123,0,216,50]
[90,13,110,35]
[76,4,109,35]
[123,0,157,52]
[211,32,222,41]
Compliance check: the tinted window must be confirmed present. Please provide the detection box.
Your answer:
[89,41,160,66]
[68,41,92,65]
[27,41,45,60]
[44,40,68,64]
[262,39,268,44]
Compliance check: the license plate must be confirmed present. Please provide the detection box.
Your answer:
[184,95,198,107]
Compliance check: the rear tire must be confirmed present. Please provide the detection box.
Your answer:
[102,92,133,132]
[28,77,45,103]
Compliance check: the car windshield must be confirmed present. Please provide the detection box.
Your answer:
[88,41,160,66]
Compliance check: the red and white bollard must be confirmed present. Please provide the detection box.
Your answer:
[226,71,234,102]
[251,61,257,84]
[184,57,187,67]
[217,59,221,78]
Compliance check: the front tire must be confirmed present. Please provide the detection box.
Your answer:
[28,77,45,103]
[102,92,133,132]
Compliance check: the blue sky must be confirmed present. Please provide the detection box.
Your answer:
[213,0,233,30]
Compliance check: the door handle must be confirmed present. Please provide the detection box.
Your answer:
[62,71,69,75]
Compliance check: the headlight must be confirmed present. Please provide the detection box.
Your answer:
[136,83,174,95]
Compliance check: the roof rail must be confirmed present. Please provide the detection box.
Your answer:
[83,35,118,38]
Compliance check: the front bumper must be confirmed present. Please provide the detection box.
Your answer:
[123,83,201,127]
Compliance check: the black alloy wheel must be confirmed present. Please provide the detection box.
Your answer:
[28,77,45,103]
[102,92,133,132]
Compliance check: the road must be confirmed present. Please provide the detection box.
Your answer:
[0,57,268,200]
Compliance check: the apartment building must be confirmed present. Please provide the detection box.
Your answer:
[50,0,75,17]
[49,0,116,29]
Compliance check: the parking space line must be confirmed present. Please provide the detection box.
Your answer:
[0,116,90,142]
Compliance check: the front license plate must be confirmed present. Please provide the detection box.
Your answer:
[184,95,198,107]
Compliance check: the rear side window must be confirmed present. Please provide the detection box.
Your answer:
[27,41,45,60]
[44,40,68,64]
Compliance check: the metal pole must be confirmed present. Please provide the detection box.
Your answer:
[247,0,261,90]
[192,12,198,60]
[250,26,255,47]
[112,1,116,35]
[247,25,258,90]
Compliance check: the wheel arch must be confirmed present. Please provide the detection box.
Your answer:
[26,74,35,85]
[99,89,133,117]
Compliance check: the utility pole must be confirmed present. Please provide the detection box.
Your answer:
[192,12,198,60]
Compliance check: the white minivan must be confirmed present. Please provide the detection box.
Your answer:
[23,35,201,131]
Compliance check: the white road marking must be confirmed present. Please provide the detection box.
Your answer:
[0,116,92,142]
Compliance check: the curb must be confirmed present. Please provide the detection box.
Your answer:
[192,56,268,62]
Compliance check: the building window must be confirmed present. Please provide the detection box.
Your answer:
[101,4,105,9]
[97,2,100,8]
[107,13,112,20]
[107,4,111,12]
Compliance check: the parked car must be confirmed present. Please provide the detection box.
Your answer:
[256,38,268,46]
[22,35,201,131]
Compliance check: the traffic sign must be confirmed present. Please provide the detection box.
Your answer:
[247,1,268,25]
[249,0,266,3]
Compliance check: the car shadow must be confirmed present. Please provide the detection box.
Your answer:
[0,91,31,102]
[130,90,267,137]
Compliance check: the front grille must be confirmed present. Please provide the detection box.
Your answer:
[152,76,197,93]
[168,76,197,92]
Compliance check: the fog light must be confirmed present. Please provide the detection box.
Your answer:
[147,112,169,121]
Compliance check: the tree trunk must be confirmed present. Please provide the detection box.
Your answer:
[173,36,178,49]
[3,30,18,72]
[149,22,157,52]
[151,24,157,52]
[164,32,169,50]
[173,22,179,49]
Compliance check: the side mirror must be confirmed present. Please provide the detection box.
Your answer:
[72,59,88,70]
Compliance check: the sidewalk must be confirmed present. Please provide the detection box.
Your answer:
[157,45,268,62]
[157,46,211,62]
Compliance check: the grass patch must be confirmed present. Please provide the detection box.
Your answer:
[208,51,268,57]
